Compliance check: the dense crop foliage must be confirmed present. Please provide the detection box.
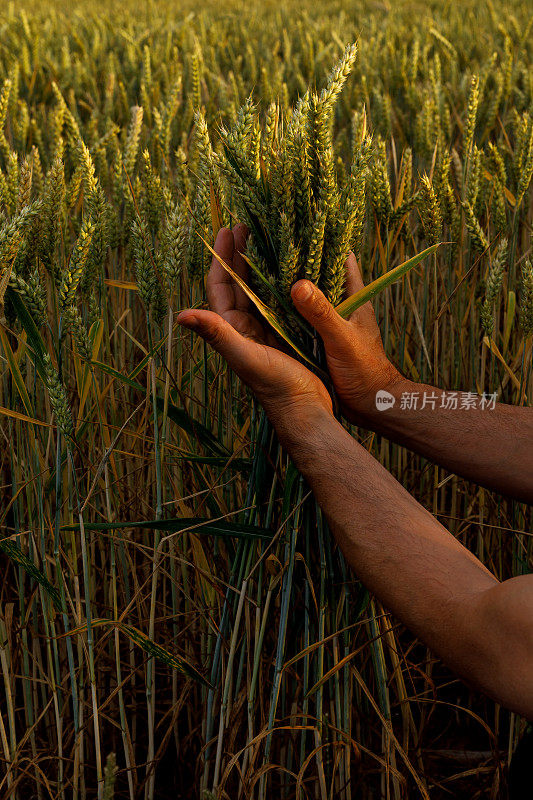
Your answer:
[0,0,532,798]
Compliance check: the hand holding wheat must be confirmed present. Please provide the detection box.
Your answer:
[290,257,404,422]
[206,223,279,346]
[180,222,404,430]
[178,226,333,429]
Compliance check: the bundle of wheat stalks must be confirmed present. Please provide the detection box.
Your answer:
[216,44,367,311]
[197,44,439,362]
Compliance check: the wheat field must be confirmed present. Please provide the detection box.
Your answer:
[0,0,532,798]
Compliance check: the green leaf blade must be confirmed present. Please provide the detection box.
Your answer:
[335,243,441,319]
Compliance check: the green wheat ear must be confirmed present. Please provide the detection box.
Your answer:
[419,175,443,245]
[463,75,480,161]
[162,202,189,286]
[64,304,92,361]
[17,157,32,211]
[123,105,144,178]
[42,353,74,440]
[519,259,533,337]
[480,238,507,336]
[59,218,95,310]
[461,198,488,252]
[9,269,46,326]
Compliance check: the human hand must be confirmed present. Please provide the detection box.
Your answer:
[177,225,333,436]
[290,254,405,423]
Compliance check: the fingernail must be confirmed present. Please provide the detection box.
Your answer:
[292,281,313,302]
[177,312,199,329]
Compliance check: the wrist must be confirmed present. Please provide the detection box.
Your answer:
[356,375,420,429]
[344,366,414,425]
[267,399,336,452]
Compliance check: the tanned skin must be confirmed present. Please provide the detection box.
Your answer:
[177,224,533,719]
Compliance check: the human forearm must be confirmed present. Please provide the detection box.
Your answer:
[276,405,497,640]
[352,377,533,503]
[274,406,533,716]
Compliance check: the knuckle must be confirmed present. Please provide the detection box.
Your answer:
[206,324,226,348]
[311,295,333,324]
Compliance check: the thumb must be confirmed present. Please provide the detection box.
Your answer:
[177,309,266,385]
[291,280,353,355]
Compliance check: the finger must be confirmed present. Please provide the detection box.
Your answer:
[344,252,364,297]
[223,309,267,343]
[206,227,236,316]
[291,280,353,356]
[177,309,268,386]
[343,252,377,326]
[232,223,251,311]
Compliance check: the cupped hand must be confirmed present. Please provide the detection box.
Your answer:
[177,225,333,431]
